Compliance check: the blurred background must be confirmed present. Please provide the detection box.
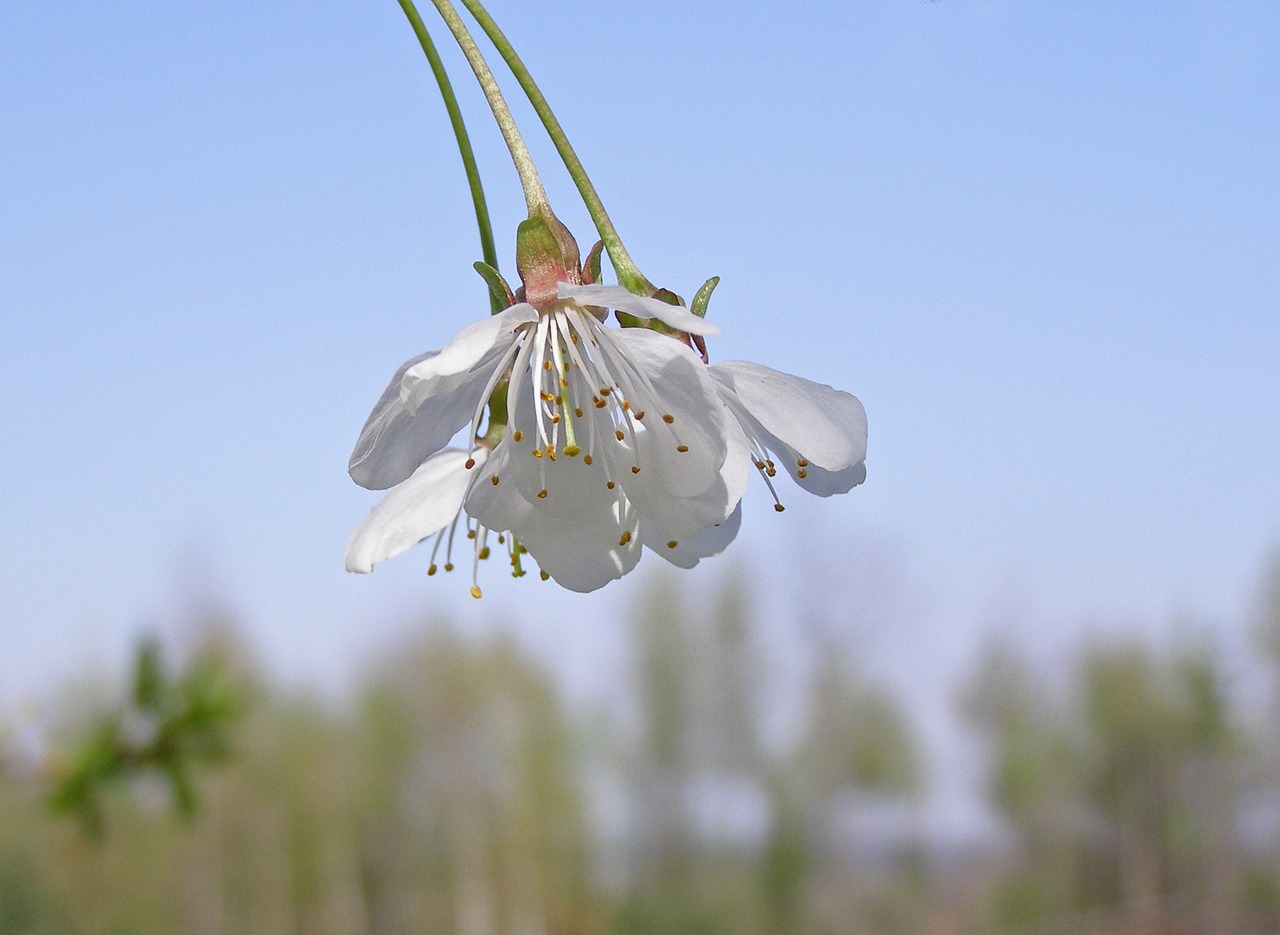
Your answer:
[2,1,1279,932]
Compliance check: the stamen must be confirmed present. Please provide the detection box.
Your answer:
[635,410,646,420]
[774,504,786,512]
[470,585,482,599]
[666,540,678,549]
[540,570,550,581]
[606,481,615,490]
[465,458,476,469]
[662,414,674,424]
[631,465,640,474]
[797,468,808,478]
[615,430,625,441]
[479,546,491,560]
[583,454,593,465]
[490,475,500,485]
[513,429,524,442]
[618,531,632,546]
[676,444,689,453]
[537,489,548,499]
[797,458,809,467]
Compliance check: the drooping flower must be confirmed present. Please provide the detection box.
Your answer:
[346,220,743,592]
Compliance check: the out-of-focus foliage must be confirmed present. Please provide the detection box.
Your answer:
[46,635,242,836]
[6,556,1280,933]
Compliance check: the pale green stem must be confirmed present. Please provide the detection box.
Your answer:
[457,0,655,296]
[397,0,502,312]
[429,0,550,217]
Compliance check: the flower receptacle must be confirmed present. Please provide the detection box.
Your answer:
[516,213,581,309]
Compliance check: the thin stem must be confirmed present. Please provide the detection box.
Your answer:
[397,0,502,312]
[457,0,655,296]
[429,0,550,217]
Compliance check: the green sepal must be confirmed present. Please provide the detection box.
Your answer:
[473,262,515,312]
[617,287,682,336]
[582,241,604,284]
[691,276,720,319]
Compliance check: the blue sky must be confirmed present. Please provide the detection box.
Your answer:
[3,0,1279,781]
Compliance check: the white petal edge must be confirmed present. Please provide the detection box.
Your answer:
[345,448,485,573]
[403,304,536,386]
[558,283,720,336]
[710,361,867,472]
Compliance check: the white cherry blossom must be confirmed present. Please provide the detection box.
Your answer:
[345,284,743,592]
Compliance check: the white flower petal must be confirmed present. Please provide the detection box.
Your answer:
[607,327,728,502]
[643,502,742,570]
[399,306,534,416]
[710,360,867,491]
[349,350,496,490]
[345,448,485,573]
[515,494,642,593]
[464,441,535,532]
[558,283,720,336]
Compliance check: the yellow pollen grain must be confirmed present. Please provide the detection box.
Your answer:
[618,531,632,546]
[774,504,786,513]
[583,454,593,465]
[427,564,438,576]
[513,429,524,441]
[537,489,548,499]
[666,540,678,550]
[490,475,500,486]
[797,468,808,478]
[662,413,675,424]
[564,443,581,457]
[615,429,625,441]
[676,444,689,453]
[479,546,491,560]
[470,585,482,599]
[631,465,640,474]
[540,570,550,581]
[465,458,476,469]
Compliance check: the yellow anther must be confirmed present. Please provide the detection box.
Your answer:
[427,564,438,576]
[444,562,454,572]
[797,458,809,467]
[634,410,646,420]
[618,531,632,546]
[606,481,616,490]
[766,467,777,477]
[621,399,631,411]
[497,534,505,544]
[479,546,491,560]
[543,359,552,371]
[491,475,500,485]
[594,398,607,409]
[797,468,808,478]
[676,444,689,453]
[533,448,544,458]
[513,429,524,442]
[774,504,785,513]
[574,407,584,417]
[470,585,482,599]
[466,530,476,540]
[540,570,550,581]
[465,458,476,469]
[537,489,548,499]
[564,443,581,457]
[631,465,641,474]
[551,414,561,424]
[600,387,612,396]
[583,454,593,465]
[666,540,678,549]
[546,447,557,461]
[615,429,625,441]
[662,413,675,424]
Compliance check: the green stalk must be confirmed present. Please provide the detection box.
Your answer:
[457,0,655,296]
[429,0,551,218]
[397,0,503,312]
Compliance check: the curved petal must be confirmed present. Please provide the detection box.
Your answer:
[710,360,867,493]
[643,501,742,570]
[605,327,728,502]
[465,440,641,592]
[558,283,720,336]
[404,304,536,384]
[345,448,485,573]
[349,350,495,490]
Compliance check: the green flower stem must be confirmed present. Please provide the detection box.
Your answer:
[457,0,655,297]
[428,0,551,218]
[397,0,503,312]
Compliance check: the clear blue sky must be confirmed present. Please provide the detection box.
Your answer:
[3,0,1278,760]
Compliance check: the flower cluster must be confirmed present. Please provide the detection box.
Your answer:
[346,251,867,593]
